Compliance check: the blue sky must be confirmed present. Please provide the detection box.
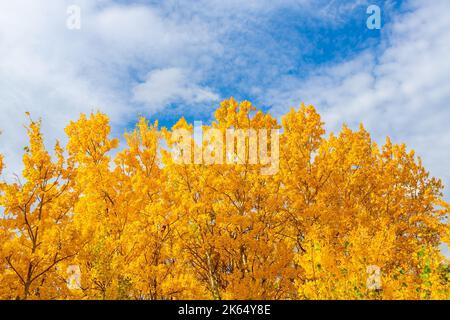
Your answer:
[143,0,391,125]
[0,0,449,207]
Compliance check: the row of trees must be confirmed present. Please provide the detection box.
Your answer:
[0,98,448,299]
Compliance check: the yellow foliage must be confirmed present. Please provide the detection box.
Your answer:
[0,99,448,300]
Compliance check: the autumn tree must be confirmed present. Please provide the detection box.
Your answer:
[0,99,448,300]
[278,105,449,299]
[64,113,122,299]
[113,118,196,299]
[0,118,77,299]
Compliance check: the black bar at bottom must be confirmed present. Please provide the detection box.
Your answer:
[0,300,446,318]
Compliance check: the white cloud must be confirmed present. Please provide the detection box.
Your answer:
[132,68,219,114]
[0,0,217,176]
[267,0,450,200]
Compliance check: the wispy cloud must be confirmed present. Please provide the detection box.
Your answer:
[0,0,218,174]
[266,0,450,200]
[132,68,219,114]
